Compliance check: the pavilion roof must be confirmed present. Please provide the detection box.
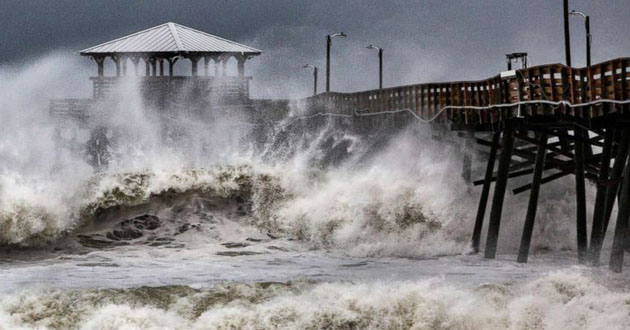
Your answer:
[80,22,261,56]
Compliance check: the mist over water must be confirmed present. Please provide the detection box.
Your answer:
[0,56,628,329]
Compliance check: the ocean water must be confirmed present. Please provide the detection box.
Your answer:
[1,55,629,330]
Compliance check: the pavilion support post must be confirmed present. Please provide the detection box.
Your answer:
[589,121,615,266]
[150,58,157,76]
[237,55,247,77]
[167,57,178,77]
[112,56,121,77]
[213,57,220,77]
[485,119,516,259]
[603,130,630,234]
[130,57,141,76]
[221,57,228,77]
[204,57,210,76]
[94,56,105,77]
[574,125,589,263]
[145,58,150,76]
[517,132,548,263]
[609,149,630,272]
[122,56,128,76]
[159,59,164,76]
[190,56,200,76]
[471,130,500,253]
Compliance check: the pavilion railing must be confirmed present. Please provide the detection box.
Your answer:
[49,98,93,119]
[89,76,252,101]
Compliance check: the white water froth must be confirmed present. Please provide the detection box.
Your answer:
[0,271,628,329]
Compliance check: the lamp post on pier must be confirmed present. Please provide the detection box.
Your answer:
[326,32,347,92]
[569,10,592,68]
[563,0,571,66]
[366,45,383,89]
[303,64,318,96]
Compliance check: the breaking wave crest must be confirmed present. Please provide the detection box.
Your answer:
[1,271,628,329]
[0,128,585,258]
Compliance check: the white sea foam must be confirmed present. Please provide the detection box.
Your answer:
[0,271,628,329]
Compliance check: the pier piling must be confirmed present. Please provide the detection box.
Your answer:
[485,119,516,259]
[471,131,500,253]
[574,125,589,263]
[517,132,548,263]
[589,122,615,266]
[610,149,630,272]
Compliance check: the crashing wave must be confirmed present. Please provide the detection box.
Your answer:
[0,271,628,329]
[0,166,286,247]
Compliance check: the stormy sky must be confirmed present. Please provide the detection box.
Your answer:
[1,0,629,98]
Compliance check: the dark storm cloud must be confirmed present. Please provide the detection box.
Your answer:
[1,0,629,98]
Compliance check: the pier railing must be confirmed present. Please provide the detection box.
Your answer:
[304,57,630,128]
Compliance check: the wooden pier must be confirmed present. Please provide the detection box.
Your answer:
[47,22,630,272]
[299,57,630,272]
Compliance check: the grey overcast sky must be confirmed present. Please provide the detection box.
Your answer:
[1,0,629,98]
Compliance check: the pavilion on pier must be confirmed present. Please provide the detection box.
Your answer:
[78,22,261,101]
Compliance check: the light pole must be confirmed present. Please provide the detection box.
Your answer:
[367,45,383,89]
[563,0,571,66]
[570,10,591,68]
[303,64,318,96]
[326,32,346,92]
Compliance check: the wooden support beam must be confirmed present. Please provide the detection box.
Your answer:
[517,133,548,263]
[473,165,533,186]
[471,131,500,253]
[514,133,574,159]
[513,170,572,194]
[602,130,630,234]
[609,150,630,272]
[588,121,615,266]
[485,119,516,259]
[558,128,571,152]
[461,131,473,184]
[574,125,589,263]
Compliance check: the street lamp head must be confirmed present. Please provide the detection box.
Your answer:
[330,32,347,39]
[303,64,314,69]
[367,45,381,51]
[570,10,586,18]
